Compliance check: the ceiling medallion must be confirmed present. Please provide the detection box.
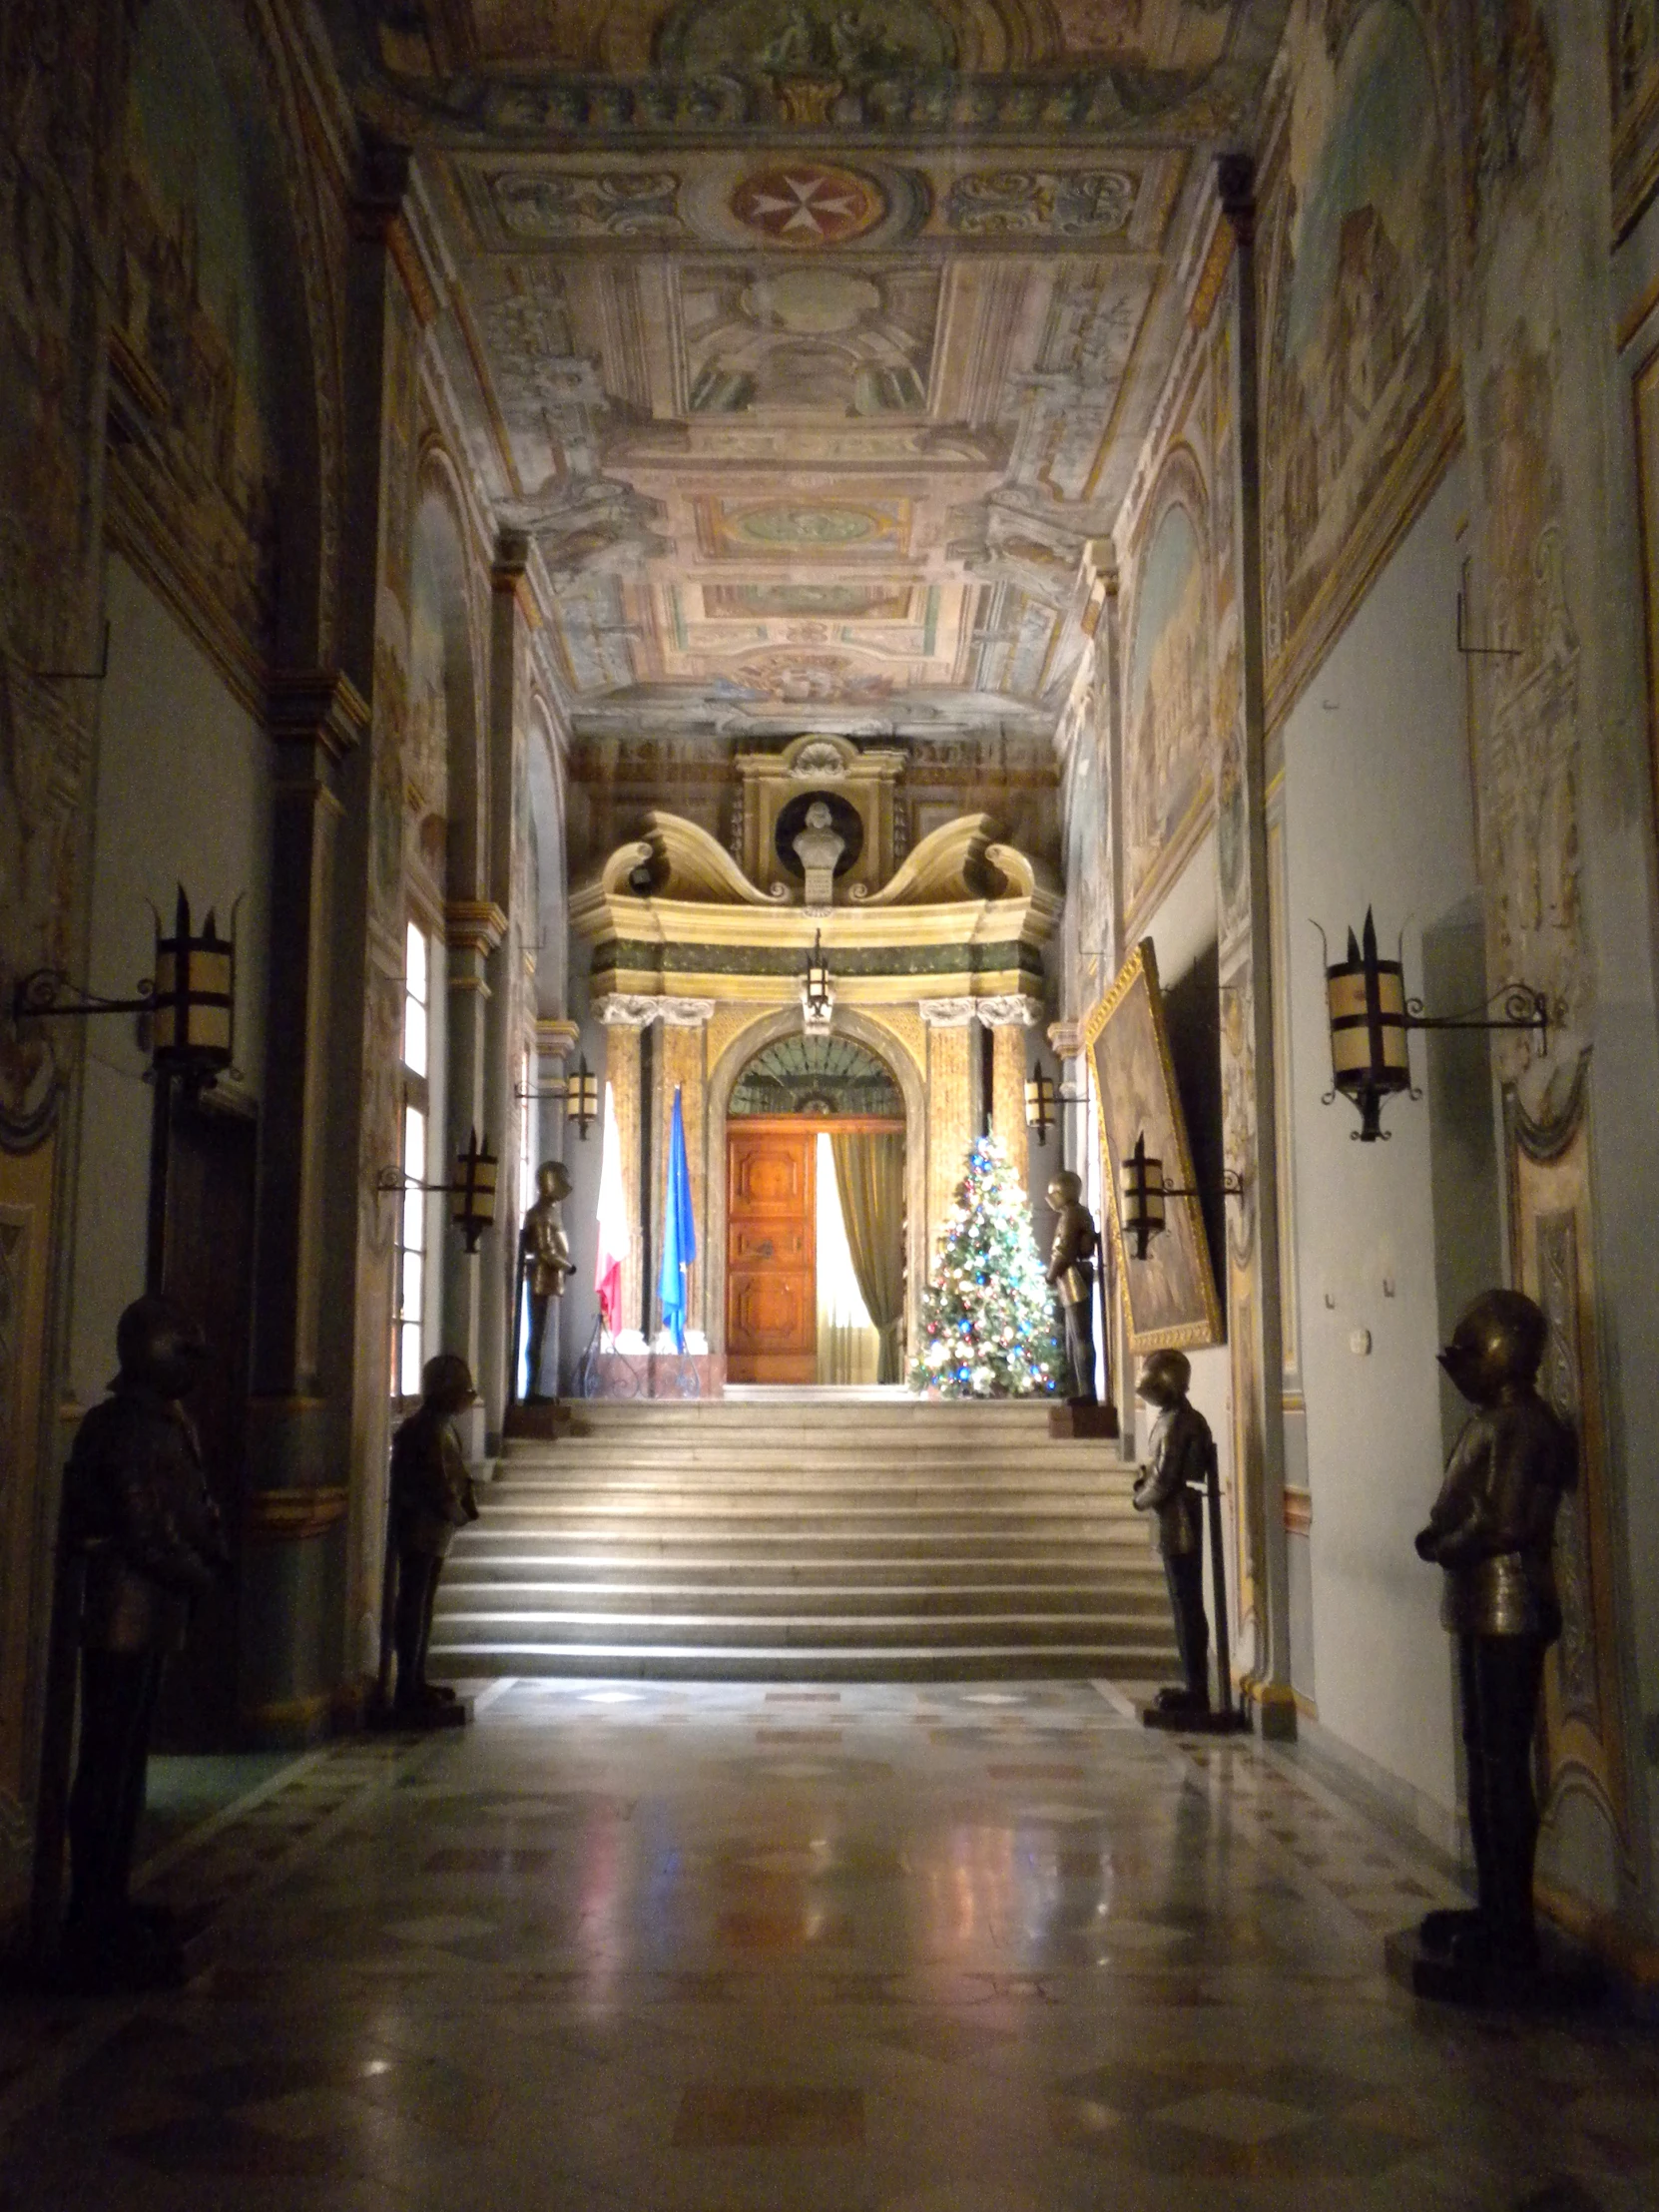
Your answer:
[730,164,886,247]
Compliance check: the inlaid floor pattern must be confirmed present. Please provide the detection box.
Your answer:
[4,1681,1656,2210]
[431,1396,1180,1682]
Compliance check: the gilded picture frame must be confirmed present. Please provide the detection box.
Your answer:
[1085,938,1223,1354]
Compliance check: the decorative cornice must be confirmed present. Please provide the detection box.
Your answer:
[444,900,508,956]
[1047,1020,1085,1058]
[268,670,370,764]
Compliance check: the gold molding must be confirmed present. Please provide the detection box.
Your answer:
[244,1486,348,1544]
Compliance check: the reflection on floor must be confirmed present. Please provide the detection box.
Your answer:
[4,1681,1658,2210]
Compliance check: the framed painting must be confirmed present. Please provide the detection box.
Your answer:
[1086,938,1223,1354]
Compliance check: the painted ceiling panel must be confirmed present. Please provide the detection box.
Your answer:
[325,0,1290,739]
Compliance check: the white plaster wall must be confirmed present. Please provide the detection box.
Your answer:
[68,556,272,1403]
[1280,458,1470,1814]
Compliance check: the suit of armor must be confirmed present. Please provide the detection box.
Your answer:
[388,1353,480,1716]
[520,1160,574,1399]
[1414,1289,1576,1970]
[1045,1172,1098,1403]
[1132,1350,1211,1711]
[62,1298,227,1973]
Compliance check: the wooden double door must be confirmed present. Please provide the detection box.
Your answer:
[725,1116,904,1384]
[726,1120,817,1383]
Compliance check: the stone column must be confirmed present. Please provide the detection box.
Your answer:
[443,899,506,1457]
[479,533,537,1449]
[919,1000,979,1261]
[596,996,652,1347]
[978,994,1044,1192]
[656,1001,717,1355]
[1216,155,1294,1739]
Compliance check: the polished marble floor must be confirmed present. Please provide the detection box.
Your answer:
[3,1681,1657,2211]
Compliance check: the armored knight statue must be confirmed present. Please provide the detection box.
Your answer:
[520,1159,575,1399]
[1131,1349,1212,1715]
[61,1296,229,1986]
[386,1353,480,1722]
[1413,1289,1576,1974]
[1044,1170,1099,1403]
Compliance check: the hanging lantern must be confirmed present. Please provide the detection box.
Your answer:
[1024,1062,1056,1145]
[450,1126,498,1254]
[1323,906,1411,1142]
[151,886,236,1087]
[1120,1131,1166,1260]
[566,1054,599,1140]
[801,929,833,1034]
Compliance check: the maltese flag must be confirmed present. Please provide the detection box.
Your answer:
[594,1081,628,1336]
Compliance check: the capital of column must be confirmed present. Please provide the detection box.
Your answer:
[917,996,981,1029]
[492,528,541,628]
[595,993,716,1029]
[444,900,509,958]
[976,993,1046,1029]
[1047,1019,1085,1058]
[535,1017,581,1062]
[268,669,369,767]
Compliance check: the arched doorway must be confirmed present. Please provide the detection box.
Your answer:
[724,1032,907,1385]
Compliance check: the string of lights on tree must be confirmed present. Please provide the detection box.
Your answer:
[910,1134,1062,1399]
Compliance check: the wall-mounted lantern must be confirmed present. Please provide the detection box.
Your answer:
[1320,907,1549,1143]
[12,886,237,1093]
[566,1054,598,1140]
[1120,1130,1243,1262]
[378,1125,498,1254]
[801,930,833,1035]
[516,1052,599,1141]
[1024,1062,1057,1144]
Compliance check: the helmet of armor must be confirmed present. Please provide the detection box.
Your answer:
[1439,1289,1548,1404]
[535,1160,572,1202]
[421,1352,477,1412]
[112,1296,209,1399]
[1047,1170,1083,1207]
[1137,1348,1191,1406]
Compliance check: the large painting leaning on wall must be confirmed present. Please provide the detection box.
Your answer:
[1087,939,1223,1354]
[1124,496,1210,916]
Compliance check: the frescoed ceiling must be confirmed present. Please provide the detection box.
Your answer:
[324,0,1290,742]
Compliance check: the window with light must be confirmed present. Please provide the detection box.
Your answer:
[392,920,430,1399]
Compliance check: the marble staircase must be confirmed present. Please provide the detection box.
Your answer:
[429,1396,1178,1684]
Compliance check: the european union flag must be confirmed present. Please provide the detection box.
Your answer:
[659,1085,697,1354]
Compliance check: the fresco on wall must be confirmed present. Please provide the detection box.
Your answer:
[1124,498,1209,914]
[407,545,452,888]
[1261,0,1450,705]
[113,0,278,650]
[1061,673,1112,1016]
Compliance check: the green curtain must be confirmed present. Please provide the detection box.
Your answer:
[830,1131,905,1383]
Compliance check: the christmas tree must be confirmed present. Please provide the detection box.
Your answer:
[909,1134,1063,1397]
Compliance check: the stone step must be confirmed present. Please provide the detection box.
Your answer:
[435,1577,1170,1617]
[442,1555,1165,1586]
[431,1619,1185,1654]
[423,1640,1170,1684]
[433,1397,1172,1686]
